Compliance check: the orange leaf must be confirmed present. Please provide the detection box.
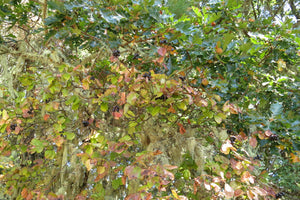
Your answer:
[168,106,176,113]
[73,65,81,71]
[157,56,164,63]
[43,114,50,121]
[179,126,186,134]
[21,188,28,199]
[291,153,300,163]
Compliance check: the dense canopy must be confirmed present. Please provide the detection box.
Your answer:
[0,0,299,199]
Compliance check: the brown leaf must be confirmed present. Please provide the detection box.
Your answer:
[224,183,234,199]
[252,186,268,196]
[234,189,244,197]
[249,136,257,148]
[264,130,272,137]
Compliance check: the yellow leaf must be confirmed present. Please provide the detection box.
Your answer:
[172,189,179,199]
[85,159,92,171]
[2,110,9,121]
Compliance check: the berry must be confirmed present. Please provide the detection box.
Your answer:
[90,76,95,80]
[230,136,236,144]
[133,53,140,60]
[270,134,279,141]
[160,39,167,44]
[179,76,186,81]
[155,94,168,101]
[82,121,89,127]
[112,105,120,112]
[254,155,262,160]
[142,72,151,80]
[112,50,120,57]
[275,192,284,199]
[10,124,17,131]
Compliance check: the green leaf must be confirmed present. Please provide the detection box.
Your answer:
[127,92,138,105]
[148,106,160,116]
[129,121,138,127]
[101,102,108,112]
[177,102,187,111]
[64,132,75,140]
[31,139,45,153]
[214,114,222,124]
[119,135,131,142]
[62,73,71,81]
[45,150,56,159]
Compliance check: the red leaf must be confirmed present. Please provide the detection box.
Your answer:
[113,112,122,119]
[158,47,167,56]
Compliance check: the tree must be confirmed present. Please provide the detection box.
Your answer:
[0,0,299,199]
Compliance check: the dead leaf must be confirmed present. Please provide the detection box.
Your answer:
[249,136,257,148]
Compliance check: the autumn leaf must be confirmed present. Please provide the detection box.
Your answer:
[221,140,237,154]
[177,123,186,134]
[43,114,50,121]
[21,188,28,199]
[252,186,268,196]
[85,159,92,171]
[264,130,272,137]
[158,47,167,56]
[171,189,179,199]
[249,136,257,148]
[224,183,234,198]
[168,105,176,113]
[234,189,244,197]
[290,153,300,163]
[241,171,255,184]
[113,112,122,119]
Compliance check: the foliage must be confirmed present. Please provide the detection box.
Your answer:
[0,0,299,199]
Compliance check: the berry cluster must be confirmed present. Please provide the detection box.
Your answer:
[275,192,284,199]
[142,72,151,80]
[155,94,168,101]
[113,50,120,57]
[82,120,89,127]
